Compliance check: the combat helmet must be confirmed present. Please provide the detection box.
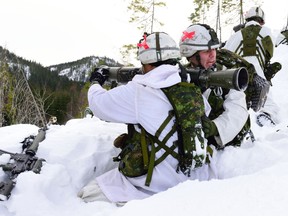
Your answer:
[137,32,181,64]
[245,7,265,24]
[179,24,220,58]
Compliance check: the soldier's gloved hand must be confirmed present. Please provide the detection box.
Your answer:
[264,62,282,81]
[201,116,218,138]
[89,65,109,86]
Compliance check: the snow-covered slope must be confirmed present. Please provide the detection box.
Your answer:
[0,44,288,216]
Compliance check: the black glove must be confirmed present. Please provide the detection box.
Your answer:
[201,116,218,138]
[264,62,282,81]
[89,66,109,86]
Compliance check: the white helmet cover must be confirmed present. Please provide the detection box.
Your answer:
[245,6,265,23]
[179,24,220,58]
[137,32,181,64]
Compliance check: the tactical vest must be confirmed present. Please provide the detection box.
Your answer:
[235,25,273,70]
[113,82,209,186]
[206,87,251,148]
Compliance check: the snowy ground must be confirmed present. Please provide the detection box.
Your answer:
[0,44,288,216]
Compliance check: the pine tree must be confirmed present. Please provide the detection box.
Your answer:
[0,60,12,126]
[0,48,47,127]
[120,0,166,65]
[189,0,263,40]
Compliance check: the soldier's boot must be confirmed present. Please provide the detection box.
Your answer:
[256,112,276,127]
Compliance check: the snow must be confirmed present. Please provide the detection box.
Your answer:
[1,43,288,216]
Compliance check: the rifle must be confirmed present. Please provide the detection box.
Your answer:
[0,117,57,201]
[104,66,249,91]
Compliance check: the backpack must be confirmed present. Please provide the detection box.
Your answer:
[238,25,281,84]
[235,24,274,70]
[113,82,209,186]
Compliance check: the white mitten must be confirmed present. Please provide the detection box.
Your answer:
[77,179,109,203]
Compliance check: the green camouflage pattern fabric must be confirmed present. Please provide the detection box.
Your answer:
[113,82,207,179]
[207,88,250,148]
[264,62,282,82]
[239,25,273,69]
[214,49,254,147]
[113,125,150,177]
[162,82,206,171]
[240,25,262,57]
[216,48,255,106]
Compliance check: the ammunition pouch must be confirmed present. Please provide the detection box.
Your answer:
[248,74,270,112]
[113,133,129,149]
[113,125,150,178]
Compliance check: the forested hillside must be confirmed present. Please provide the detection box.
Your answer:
[0,46,122,126]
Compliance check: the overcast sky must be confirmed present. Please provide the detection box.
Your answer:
[0,0,287,67]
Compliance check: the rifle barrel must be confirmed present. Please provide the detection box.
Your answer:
[25,128,46,156]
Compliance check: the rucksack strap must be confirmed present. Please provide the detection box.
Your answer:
[178,62,188,82]
[140,128,149,171]
[144,110,179,186]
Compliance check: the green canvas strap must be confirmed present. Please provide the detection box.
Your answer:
[143,111,178,186]
[144,130,178,186]
[145,141,156,186]
[155,110,174,138]
[255,42,265,69]
[143,82,206,185]
[205,145,213,164]
[153,109,179,160]
[140,128,149,170]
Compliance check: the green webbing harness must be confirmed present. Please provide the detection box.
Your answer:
[161,82,206,174]
[235,25,273,70]
[142,110,179,186]
[143,82,206,186]
[114,82,207,186]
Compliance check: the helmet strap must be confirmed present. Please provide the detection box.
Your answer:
[190,52,204,69]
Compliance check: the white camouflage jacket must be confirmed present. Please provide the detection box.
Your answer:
[87,64,213,203]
